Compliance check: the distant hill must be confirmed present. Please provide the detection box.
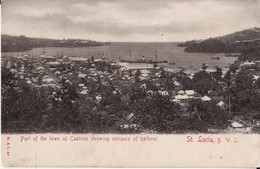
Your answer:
[179,27,260,53]
[183,38,226,53]
[1,34,111,52]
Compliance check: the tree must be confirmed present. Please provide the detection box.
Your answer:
[97,75,101,84]
[153,62,158,68]
[228,70,259,114]
[211,66,222,81]
[255,78,260,89]
[91,56,95,63]
[235,70,253,91]
[159,67,166,78]
[229,64,238,74]
[87,58,91,68]
[184,38,226,53]
[165,74,174,90]
[239,48,260,62]
[223,71,232,86]
[2,68,15,88]
[52,82,80,131]
[135,69,141,83]
[131,95,181,133]
[128,70,133,77]
[179,76,193,90]
[2,69,47,133]
[193,71,212,83]
[201,63,208,70]
[107,63,112,73]
[187,99,229,130]
[193,79,221,95]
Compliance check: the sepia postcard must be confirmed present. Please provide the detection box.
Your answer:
[1,0,260,167]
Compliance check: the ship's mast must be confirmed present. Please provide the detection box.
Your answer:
[42,39,46,55]
[155,50,157,61]
[128,50,132,60]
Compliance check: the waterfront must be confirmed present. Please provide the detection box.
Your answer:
[3,42,238,69]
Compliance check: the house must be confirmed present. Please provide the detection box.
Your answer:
[231,121,243,128]
[253,75,259,81]
[32,77,39,83]
[39,55,56,61]
[254,60,260,66]
[125,113,134,121]
[217,100,227,109]
[254,120,260,126]
[147,90,154,96]
[55,71,62,75]
[188,75,193,79]
[61,55,70,62]
[95,95,102,103]
[175,94,189,100]
[69,56,88,62]
[49,83,58,89]
[171,99,180,103]
[47,62,61,67]
[185,90,195,96]
[26,80,32,84]
[160,91,169,96]
[241,61,256,67]
[94,58,104,62]
[155,83,162,87]
[79,84,85,87]
[178,90,185,95]
[115,118,128,128]
[174,81,181,86]
[140,83,147,91]
[217,101,225,107]
[46,78,54,83]
[78,73,87,78]
[201,96,211,101]
[229,118,251,132]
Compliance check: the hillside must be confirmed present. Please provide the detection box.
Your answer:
[183,38,226,53]
[1,35,110,52]
[179,27,260,53]
[217,27,260,43]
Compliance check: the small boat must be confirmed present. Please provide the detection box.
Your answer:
[212,56,220,60]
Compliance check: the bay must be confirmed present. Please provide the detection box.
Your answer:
[3,42,237,69]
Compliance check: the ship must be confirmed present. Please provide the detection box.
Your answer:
[212,56,220,60]
[120,50,168,63]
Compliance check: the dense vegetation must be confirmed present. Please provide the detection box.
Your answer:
[179,27,260,53]
[184,38,226,53]
[239,48,260,61]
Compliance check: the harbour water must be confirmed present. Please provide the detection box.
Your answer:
[3,42,237,69]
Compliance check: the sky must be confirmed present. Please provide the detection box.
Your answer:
[1,0,260,42]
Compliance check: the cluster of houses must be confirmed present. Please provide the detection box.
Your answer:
[2,55,59,93]
[2,52,260,133]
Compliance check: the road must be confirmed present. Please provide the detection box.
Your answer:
[36,59,61,85]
